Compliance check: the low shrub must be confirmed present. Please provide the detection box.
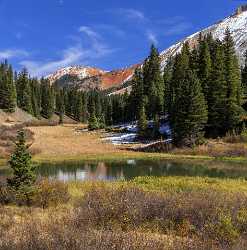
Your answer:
[33,179,70,208]
[75,186,247,247]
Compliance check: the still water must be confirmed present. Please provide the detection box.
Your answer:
[0,159,246,182]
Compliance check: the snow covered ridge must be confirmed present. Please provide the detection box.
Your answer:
[47,66,106,84]
[46,6,247,92]
[160,7,247,67]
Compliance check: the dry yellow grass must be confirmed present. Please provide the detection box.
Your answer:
[24,124,247,164]
[29,124,133,160]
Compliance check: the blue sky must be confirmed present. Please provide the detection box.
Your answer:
[0,0,244,77]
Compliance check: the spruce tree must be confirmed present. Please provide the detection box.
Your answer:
[0,61,17,113]
[8,131,36,202]
[163,57,173,115]
[88,102,99,130]
[198,37,212,100]
[129,67,144,120]
[16,68,33,114]
[207,43,227,137]
[170,43,190,125]
[172,70,208,147]
[30,78,41,118]
[242,50,247,110]
[56,89,65,124]
[138,99,148,138]
[143,45,164,118]
[40,78,54,119]
[223,29,244,132]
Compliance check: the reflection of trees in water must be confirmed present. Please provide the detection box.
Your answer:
[29,160,247,182]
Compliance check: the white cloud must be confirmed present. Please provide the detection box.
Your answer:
[20,26,114,77]
[146,31,158,45]
[21,46,84,77]
[0,49,29,60]
[79,26,101,40]
[116,8,146,22]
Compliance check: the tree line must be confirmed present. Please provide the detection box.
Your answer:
[0,29,246,147]
[129,29,247,146]
[0,63,130,127]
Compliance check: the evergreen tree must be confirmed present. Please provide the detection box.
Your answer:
[129,68,144,120]
[0,61,16,112]
[198,36,212,100]
[16,68,33,114]
[223,29,244,132]
[143,45,164,118]
[163,57,173,115]
[88,102,99,130]
[7,131,36,202]
[242,50,247,110]
[170,43,190,124]
[137,99,148,138]
[172,70,208,147]
[207,43,227,137]
[30,78,41,118]
[40,78,54,119]
[75,93,83,122]
[56,89,65,124]
[82,92,88,123]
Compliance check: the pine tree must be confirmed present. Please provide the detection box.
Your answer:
[138,99,148,138]
[129,68,144,120]
[7,131,36,202]
[16,68,33,114]
[75,93,83,122]
[198,37,212,100]
[88,102,99,130]
[0,61,17,113]
[170,43,190,124]
[143,45,164,118]
[163,57,173,115]
[242,50,247,110]
[223,29,244,132]
[30,78,41,118]
[40,78,54,119]
[172,70,208,147]
[207,43,227,137]
[56,89,65,124]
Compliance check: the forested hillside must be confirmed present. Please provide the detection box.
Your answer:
[0,30,246,147]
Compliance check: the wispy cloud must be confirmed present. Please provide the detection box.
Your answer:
[20,26,114,77]
[146,31,158,45]
[0,49,29,60]
[115,8,146,22]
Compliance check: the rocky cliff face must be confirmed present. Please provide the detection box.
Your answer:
[47,6,247,94]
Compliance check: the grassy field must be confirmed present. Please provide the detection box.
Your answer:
[25,125,247,164]
[1,176,247,249]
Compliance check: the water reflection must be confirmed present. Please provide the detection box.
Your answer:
[1,160,247,182]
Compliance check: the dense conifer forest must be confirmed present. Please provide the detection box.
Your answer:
[0,30,246,147]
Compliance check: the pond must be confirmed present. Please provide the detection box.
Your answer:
[0,159,247,182]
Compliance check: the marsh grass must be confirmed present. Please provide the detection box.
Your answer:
[1,177,247,249]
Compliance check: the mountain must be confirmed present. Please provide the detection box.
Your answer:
[47,5,247,93]
[160,4,247,67]
[47,65,138,92]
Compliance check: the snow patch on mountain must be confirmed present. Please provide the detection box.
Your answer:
[160,9,247,66]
